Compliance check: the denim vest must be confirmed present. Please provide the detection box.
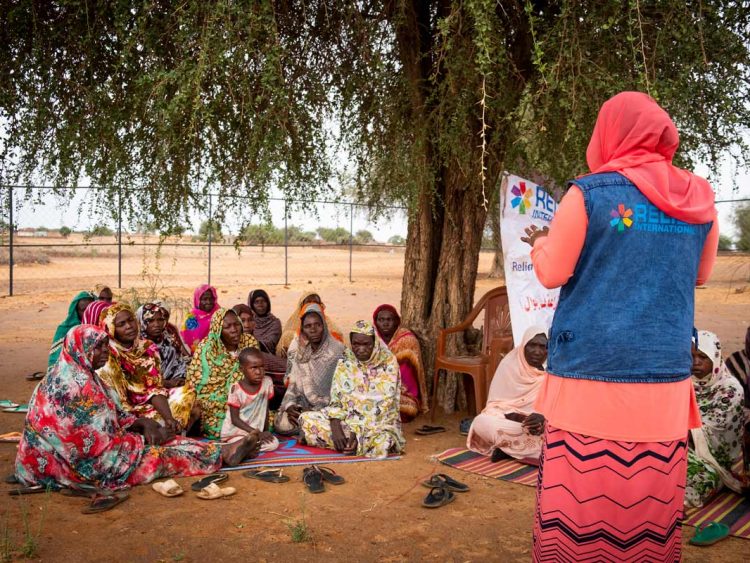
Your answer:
[547,172,711,383]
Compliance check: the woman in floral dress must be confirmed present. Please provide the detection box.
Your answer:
[299,320,405,459]
[15,325,257,491]
[685,329,745,507]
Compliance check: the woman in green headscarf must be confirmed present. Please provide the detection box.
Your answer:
[299,320,405,459]
[45,290,95,375]
[186,308,259,439]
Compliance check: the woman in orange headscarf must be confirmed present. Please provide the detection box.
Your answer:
[526,92,719,561]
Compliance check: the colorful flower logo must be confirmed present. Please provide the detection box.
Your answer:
[184,315,199,330]
[610,204,634,233]
[511,182,533,214]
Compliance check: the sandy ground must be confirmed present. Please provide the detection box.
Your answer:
[0,250,748,561]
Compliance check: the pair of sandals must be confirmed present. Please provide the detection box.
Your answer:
[421,473,469,508]
[302,465,344,493]
[8,483,130,514]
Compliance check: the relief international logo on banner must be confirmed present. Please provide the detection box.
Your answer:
[500,174,560,346]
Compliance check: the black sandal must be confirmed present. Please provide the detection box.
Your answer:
[25,371,45,381]
[81,491,129,514]
[243,468,290,483]
[8,485,50,496]
[302,466,325,494]
[191,472,229,491]
[316,466,345,485]
[422,486,455,508]
[415,425,446,436]
[421,473,469,492]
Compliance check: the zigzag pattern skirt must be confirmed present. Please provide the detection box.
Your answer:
[533,426,687,562]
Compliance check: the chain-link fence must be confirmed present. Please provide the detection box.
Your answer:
[0,185,421,296]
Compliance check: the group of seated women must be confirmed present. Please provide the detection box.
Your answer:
[16,285,427,491]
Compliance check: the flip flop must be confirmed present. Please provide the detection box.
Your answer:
[0,432,22,443]
[59,488,99,498]
[459,417,473,436]
[689,522,731,546]
[415,425,446,436]
[243,468,290,483]
[422,486,455,508]
[0,400,19,408]
[152,479,184,497]
[421,473,469,492]
[82,491,129,514]
[196,482,236,500]
[302,466,325,494]
[3,405,29,413]
[25,372,45,381]
[316,466,345,485]
[190,472,229,491]
[8,485,49,496]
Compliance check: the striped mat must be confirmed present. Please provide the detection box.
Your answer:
[223,437,400,471]
[436,447,750,540]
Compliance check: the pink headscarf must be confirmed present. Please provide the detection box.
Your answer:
[180,284,219,351]
[586,91,716,224]
[81,300,114,327]
[483,326,547,415]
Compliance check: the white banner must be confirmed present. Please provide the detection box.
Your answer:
[500,174,560,346]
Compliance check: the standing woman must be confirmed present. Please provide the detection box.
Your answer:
[527,92,719,561]
[181,284,220,352]
[248,289,282,354]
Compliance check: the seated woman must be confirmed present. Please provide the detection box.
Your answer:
[275,303,345,435]
[685,330,745,508]
[186,308,259,439]
[234,303,287,409]
[373,304,428,421]
[15,325,259,491]
[467,326,548,464]
[276,291,344,356]
[97,304,197,434]
[181,284,220,352]
[248,289,283,354]
[45,291,95,375]
[137,302,191,387]
[93,284,114,303]
[726,325,750,419]
[82,299,113,326]
[299,320,405,459]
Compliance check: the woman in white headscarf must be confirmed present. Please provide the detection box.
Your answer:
[685,329,745,508]
[467,326,548,463]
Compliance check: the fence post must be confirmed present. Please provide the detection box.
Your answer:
[8,187,13,296]
[117,186,122,289]
[349,202,354,283]
[284,199,288,286]
[207,193,213,285]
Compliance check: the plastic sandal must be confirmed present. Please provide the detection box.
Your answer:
[82,491,129,514]
[316,466,345,485]
[8,485,49,496]
[0,432,22,443]
[421,473,469,492]
[422,485,455,508]
[0,400,19,408]
[190,472,229,491]
[459,417,473,436]
[243,468,290,483]
[415,425,446,436]
[689,522,730,546]
[2,405,29,413]
[25,372,45,381]
[196,482,236,500]
[152,479,184,497]
[303,466,325,494]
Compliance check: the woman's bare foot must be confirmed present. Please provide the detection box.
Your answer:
[221,434,260,467]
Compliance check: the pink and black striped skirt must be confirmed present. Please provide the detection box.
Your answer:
[533,426,688,562]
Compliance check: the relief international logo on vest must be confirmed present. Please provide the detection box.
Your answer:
[610,202,698,235]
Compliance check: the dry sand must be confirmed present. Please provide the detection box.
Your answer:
[0,249,748,561]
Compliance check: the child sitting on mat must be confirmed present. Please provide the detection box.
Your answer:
[220,347,279,452]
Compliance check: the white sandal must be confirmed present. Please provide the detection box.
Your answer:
[152,479,184,497]
[196,482,236,500]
